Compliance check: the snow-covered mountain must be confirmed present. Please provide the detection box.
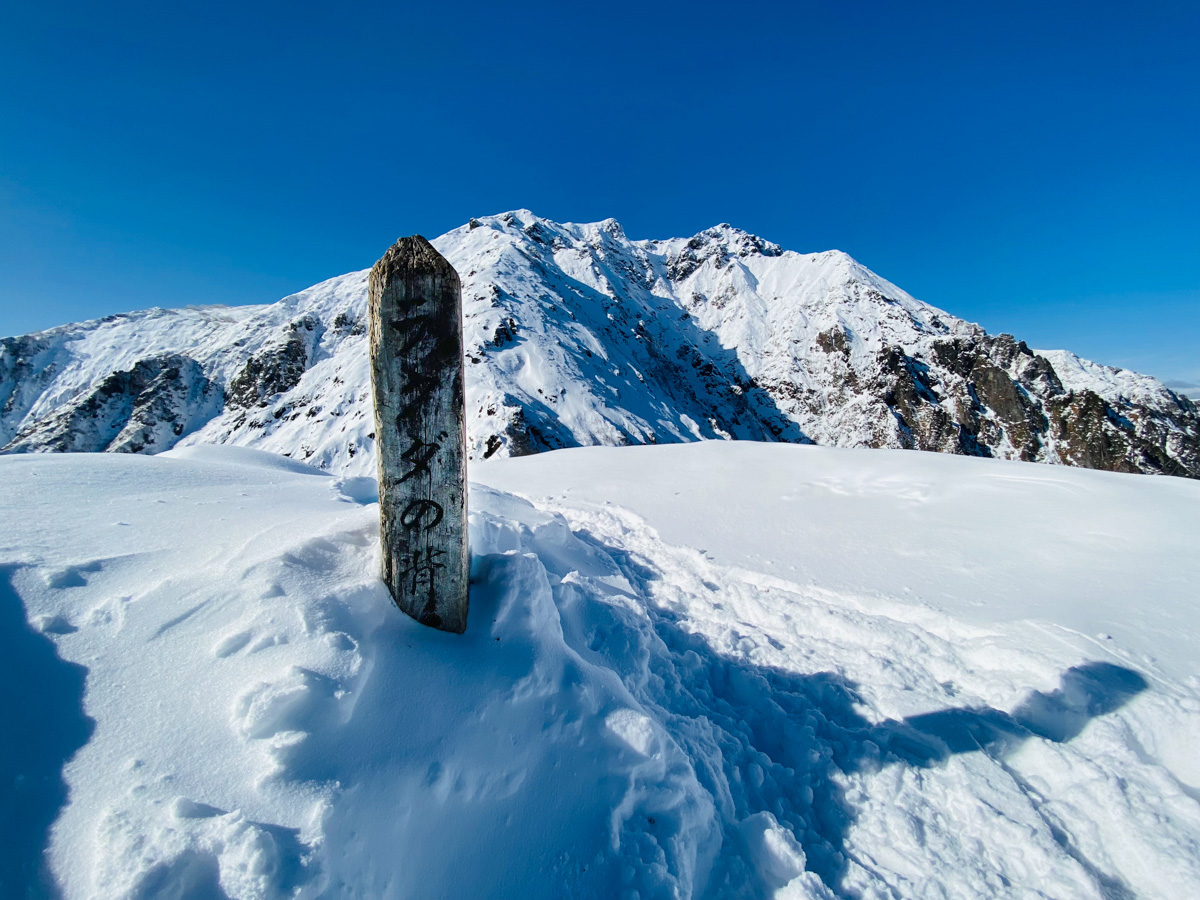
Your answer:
[3,210,1197,478]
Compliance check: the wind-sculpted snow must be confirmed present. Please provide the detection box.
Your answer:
[2,442,1198,898]
[2,210,1198,477]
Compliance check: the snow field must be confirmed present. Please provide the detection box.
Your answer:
[1,442,1198,898]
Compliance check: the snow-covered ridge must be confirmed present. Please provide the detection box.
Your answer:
[1035,348,1181,408]
[2,210,1197,477]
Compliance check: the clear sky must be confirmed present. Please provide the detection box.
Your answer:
[2,1,1197,387]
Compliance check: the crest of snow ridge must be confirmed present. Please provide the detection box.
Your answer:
[1,210,1197,478]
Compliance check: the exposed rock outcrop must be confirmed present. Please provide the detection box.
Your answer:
[3,354,218,454]
[225,315,320,410]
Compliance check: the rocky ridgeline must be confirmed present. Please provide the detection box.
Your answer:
[2,210,1197,478]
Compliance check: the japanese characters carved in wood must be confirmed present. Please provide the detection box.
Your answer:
[368,236,469,633]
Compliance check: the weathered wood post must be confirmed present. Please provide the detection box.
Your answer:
[369,236,469,633]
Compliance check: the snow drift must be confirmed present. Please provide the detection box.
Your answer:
[3,443,1198,899]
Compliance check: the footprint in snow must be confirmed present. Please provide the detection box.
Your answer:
[171,797,226,820]
[232,666,346,741]
[33,613,78,635]
[213,630,254,658]
[212,625,292,658]
[44,560,104,589]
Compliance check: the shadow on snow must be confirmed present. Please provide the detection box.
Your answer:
[576,537,1148,900]
[0,566,95,900]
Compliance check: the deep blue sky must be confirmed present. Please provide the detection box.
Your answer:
[2,1,1197,386]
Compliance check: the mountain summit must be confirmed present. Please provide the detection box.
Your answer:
[3,210,1197,477]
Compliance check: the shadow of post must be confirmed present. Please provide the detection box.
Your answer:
[575,536,1149,899]
[652,617,1147,899]
[0,566,94,900]
[893,662,1148,761]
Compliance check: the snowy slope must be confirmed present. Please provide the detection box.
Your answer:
[3,443,1199,899]
[3,211,1197,478]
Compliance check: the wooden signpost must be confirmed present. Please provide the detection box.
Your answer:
[368,236,469,633]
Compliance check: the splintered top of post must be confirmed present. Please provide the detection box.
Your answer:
[370,235,458,287]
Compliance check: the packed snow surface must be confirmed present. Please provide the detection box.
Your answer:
[2,442,1199,899]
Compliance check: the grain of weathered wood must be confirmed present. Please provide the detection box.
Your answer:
[369,236,469,633]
